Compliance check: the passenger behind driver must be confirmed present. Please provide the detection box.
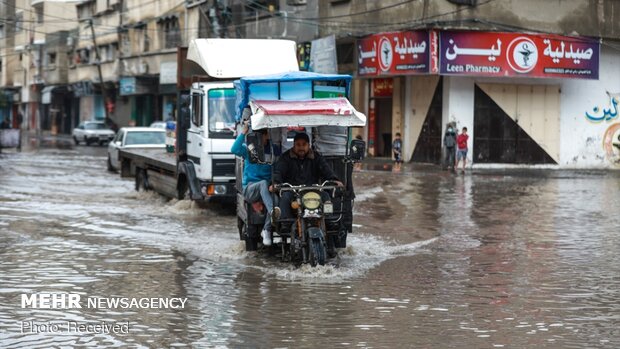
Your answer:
[270,133,343,233]
[231,121,280,246]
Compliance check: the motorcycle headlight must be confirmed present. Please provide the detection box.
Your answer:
[301,192,321,210]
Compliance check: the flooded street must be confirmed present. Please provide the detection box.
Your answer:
[1,145,620,348]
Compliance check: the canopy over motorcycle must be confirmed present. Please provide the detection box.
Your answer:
[248,98,367,130]
[235,71,356,118]
[233,71,367,264]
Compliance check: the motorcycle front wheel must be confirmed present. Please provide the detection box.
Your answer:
[309,238,326,267]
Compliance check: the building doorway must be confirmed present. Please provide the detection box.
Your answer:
[368,78,393,157]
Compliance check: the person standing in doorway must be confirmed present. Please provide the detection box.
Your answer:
[443,124,457,172]
[455,127,469,174]
[392,132,403,172]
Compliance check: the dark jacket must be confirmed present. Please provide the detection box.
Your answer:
[273,148,339,186]
[443,128,456,148]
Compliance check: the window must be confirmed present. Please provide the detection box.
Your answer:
[15,12,23,32]
[133,24,148,53]
[47,52,57,66]
[124,131,165,145]
[77,2,95,20]
[207,88,236,137]
[106,43,117,61]
[34,4,44,24]
[78,49,90,64]
[191,93,202,127]
[158,17,180,49]
[336,42,354,65]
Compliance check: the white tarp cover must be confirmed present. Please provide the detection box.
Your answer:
[186,39,299,79]
[249,98,367,130]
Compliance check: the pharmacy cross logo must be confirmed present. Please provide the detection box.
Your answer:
[507,37,538,73]
[378,37,393,72]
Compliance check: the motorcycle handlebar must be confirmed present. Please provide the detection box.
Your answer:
[273,182,340,194]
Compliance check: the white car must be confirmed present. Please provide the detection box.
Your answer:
[73,121,116,146]
[150,121,167,129]
[107,127,166,171]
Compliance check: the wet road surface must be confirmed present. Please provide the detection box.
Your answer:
[1,144,620,348]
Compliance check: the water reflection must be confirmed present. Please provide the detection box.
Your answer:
[1,150,620,348]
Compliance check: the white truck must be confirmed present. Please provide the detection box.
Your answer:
[118,39,299,201]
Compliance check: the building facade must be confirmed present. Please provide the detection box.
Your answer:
[319,0,620,169]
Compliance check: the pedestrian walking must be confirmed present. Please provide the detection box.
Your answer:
[443,124,457,172]
[392,132,402,172]
[455,127,469,173]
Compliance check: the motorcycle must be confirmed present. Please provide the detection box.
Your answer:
[233,71,367,266]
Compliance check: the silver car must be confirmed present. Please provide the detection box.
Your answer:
[73,121,115,146]
[107,127,166,171]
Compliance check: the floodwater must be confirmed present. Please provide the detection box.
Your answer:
[1,144,620,348]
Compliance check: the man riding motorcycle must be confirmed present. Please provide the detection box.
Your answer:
[270,132,343,234]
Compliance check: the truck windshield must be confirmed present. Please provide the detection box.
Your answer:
[208,88,236,138]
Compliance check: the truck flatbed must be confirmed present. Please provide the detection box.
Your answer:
[120,148,176,175]
[119,148,179,199]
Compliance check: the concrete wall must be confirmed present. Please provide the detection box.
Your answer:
[559,45,620,168]
[439,46,620,169]
[319,0,620,40]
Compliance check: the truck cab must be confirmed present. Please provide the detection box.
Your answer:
[179,39,299,201]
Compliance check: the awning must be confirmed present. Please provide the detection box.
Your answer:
[249,98,367,130]
[41,85,58,104]
[186,39,299,79]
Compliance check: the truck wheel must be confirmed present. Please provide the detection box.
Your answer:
[177,177,190,200]
[73,136,79,145]
[327,235,337,258]
[107,155,114,172]
[245,224,258,251]
[135,169,149,191]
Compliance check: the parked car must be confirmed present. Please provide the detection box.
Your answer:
[73,121,115,146]
[150,121,167,129]
[107,127,166,171]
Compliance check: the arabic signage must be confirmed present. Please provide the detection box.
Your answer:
[358,30,434,76]
[440,31,600,79]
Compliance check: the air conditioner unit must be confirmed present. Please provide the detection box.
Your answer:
[287,0,307,5]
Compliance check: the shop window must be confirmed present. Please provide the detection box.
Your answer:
[474,86,555,164]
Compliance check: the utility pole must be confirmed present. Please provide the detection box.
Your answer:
[88,19,110,123]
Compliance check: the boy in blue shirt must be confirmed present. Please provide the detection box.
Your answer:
[231,121,279,246]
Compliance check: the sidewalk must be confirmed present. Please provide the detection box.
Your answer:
[356,156,620,177]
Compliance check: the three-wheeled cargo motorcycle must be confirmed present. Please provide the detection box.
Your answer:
[234,72,367,266]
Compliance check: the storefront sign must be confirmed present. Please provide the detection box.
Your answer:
[358,30,432,76]
[310,35,338,74]
[159,62,177,85]
[440,31,600,79]
[120,77,156,96]
[372,78,393,97]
